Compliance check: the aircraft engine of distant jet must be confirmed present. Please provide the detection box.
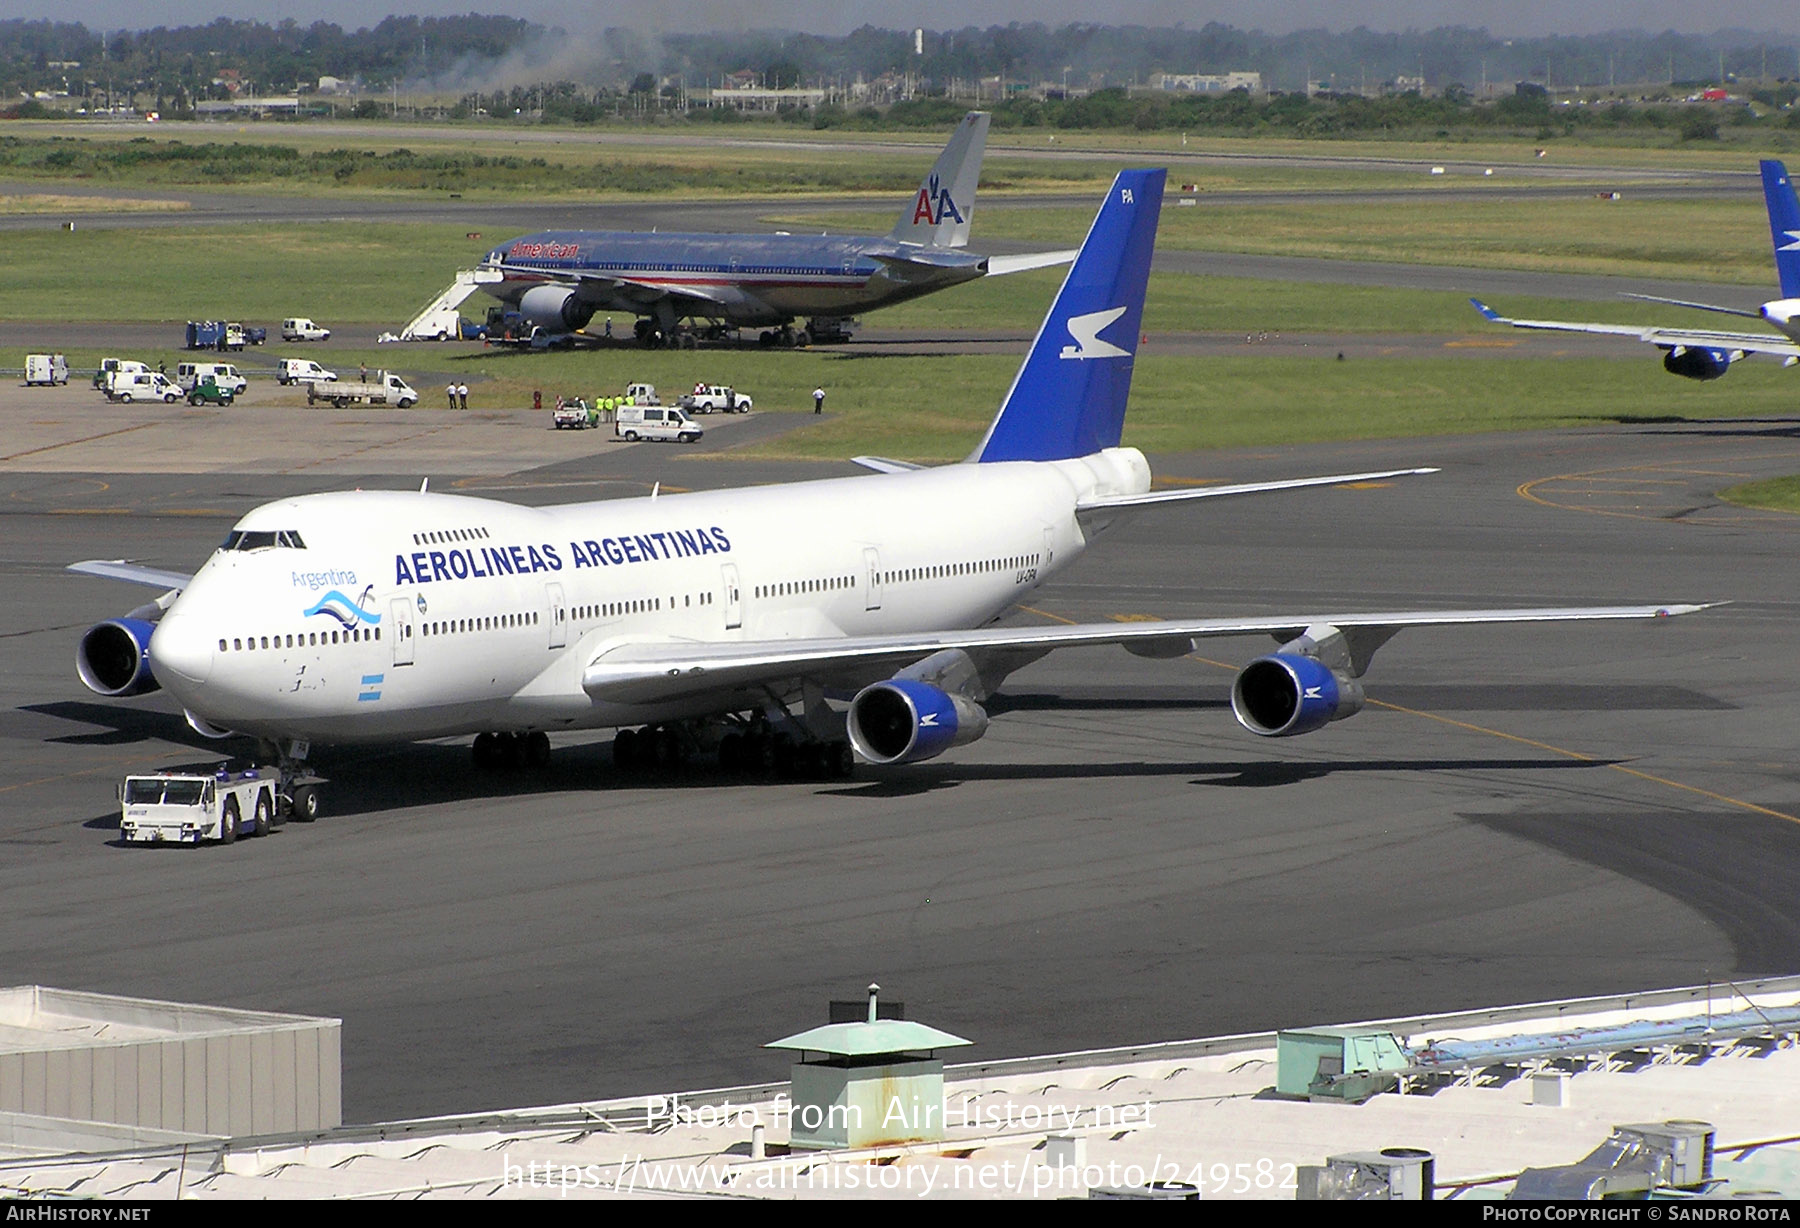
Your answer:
[76,617,160,697]
[1661,345,1736,381]
[1231,652,1366,737]
[1762,298,1800,332]
[518,285,596,334]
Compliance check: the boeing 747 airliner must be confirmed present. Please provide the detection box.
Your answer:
[72,169,1705,816]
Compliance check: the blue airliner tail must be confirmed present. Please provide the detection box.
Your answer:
[972,168,1165,464]
[1762,160,1800,299]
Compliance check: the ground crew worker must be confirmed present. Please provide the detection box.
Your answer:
[446,382,457,409]
[458,383,469,410]
[813,386,824,415]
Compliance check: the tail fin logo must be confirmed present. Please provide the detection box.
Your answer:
[1781,229,1800,252]
[912,173,966,227]
[1059,307,1131,361]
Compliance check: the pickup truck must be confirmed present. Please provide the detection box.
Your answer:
[677,384,752,414]
[552,398,598,429]
[186,377,236,406]
[93,357,149,389]
[307,371,418,408]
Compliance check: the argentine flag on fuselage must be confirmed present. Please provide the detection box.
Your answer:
[973,167,1165,464]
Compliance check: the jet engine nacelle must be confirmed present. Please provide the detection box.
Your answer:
[518,286,596,334]
[847,678,990,764]
[1230,652,1364,737]
[77,618,160,697]
[1662,345,1734,381]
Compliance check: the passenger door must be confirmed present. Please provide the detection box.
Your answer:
[722,564,742,630]
[389,598,415,666]
[547,583,567,649]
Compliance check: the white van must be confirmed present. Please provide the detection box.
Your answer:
[277,358,337,385]
[25,354,69,386]
[615,404,703,444]
[175,362,247,395]
[106,372,183,403]
[282,318,331,342]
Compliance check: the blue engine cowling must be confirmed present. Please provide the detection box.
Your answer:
[1230,653,1363,737]
[847,679,990,765]
[77,618,160,697]
[1662,346,1733,381]
[518,286,596,334]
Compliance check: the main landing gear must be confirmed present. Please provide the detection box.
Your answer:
[756,325,811,349]
[613,718,854,781]
[472,730,551,770]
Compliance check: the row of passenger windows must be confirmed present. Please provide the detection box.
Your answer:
[414,527,491,546]
[757,577,853,599]
[882,554,1039,586]
[220,627,378,652]
[566,591,717,623]
[419,611,535,637]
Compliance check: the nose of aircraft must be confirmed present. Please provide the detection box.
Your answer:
[150,611,214,693]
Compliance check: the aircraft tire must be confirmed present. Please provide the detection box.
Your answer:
[831,740,855,778]
[794,330,811,348]
[526,731,551,768]
[291,785,320,822]
[718,732,742,771]
[613,727,638,770]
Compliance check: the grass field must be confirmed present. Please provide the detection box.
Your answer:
[23,118,1791,172]
[773,191,1780,285]
[0,222,1752,331]
[1719,475,1800,513]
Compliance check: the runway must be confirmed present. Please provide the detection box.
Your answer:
[2,406,1798,1121]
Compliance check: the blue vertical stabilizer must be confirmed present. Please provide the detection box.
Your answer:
[1762,160,1800,299]
[972,169,1165,464]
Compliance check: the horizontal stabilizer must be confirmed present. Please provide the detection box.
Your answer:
[986,250,1081,276]
[850,456,926,474]
[67,560,192,591]
[1622,292,1762,319]
[1075,467,1439,526]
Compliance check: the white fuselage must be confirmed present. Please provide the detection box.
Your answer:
[148,450,1153,743]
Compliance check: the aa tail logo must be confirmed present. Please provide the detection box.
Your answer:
[912,173,966,227]
[1059,307,1131,361]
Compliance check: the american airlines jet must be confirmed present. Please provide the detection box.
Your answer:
[72,169,1704,818]
[478,111,1075,349]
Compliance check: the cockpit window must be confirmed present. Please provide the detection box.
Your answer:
[221,530,305,551]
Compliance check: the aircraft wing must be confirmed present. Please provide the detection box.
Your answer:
[67,560,192,591]
[495,263,731,307]
[582,603,1707,707]
[1470,299,1800,360]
